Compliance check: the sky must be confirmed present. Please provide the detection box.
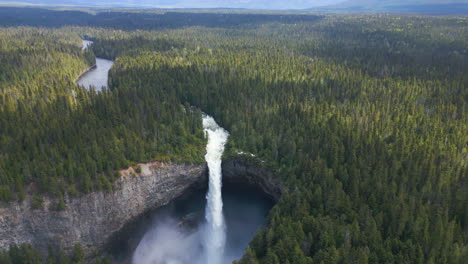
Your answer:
[0,0,348,9]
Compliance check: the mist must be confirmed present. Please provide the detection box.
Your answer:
[132,216,204,264]
[130,183,273,264]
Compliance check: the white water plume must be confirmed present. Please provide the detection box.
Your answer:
[202,114,229,264]
[132,114,229,264]
[132,217,203,264]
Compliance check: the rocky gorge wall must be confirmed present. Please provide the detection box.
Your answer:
[222,157,282,202]
[0,157,280,259]
[0,162,207,257]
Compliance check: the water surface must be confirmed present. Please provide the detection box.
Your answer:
[77,40,113,91]
[109,184,273,264]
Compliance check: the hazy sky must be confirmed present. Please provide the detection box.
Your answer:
[0,0,349,9]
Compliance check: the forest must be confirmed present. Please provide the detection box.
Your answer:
[0,8,467,264]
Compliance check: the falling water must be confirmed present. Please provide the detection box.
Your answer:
[202,115,229,264]
[132,114,240,264]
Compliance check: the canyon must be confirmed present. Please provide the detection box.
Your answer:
[0,158,280,259]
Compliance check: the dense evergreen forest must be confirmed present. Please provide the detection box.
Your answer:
[0,27,205,203]
[0,8,467,264]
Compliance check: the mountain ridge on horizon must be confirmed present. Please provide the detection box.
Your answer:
[0,0,466,13]
[317,0,468,13]
[0,0,345,10]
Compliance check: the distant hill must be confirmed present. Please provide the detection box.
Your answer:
[1,0,467,13]
[0,0,345,10]
[316,0,468,14]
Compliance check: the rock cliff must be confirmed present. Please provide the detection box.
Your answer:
[222,157,282,201]
[0,162,207,257]
[0,157,280,259]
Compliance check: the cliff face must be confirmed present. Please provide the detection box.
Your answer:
[222,158,282,201]
[0,158,280,259]
[0,162,207,256]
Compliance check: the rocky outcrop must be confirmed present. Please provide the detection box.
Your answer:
[222,157,282,201]
[0,162,207,257]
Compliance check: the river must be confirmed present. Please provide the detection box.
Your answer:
[77,40,113,91]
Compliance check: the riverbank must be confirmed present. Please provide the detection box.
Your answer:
[75,64,97,83]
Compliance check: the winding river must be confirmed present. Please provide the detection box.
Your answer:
[77,40,273,264]
[77,40,113,91]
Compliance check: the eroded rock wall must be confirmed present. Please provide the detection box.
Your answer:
[222,158,282,201]
[0,162,207,256]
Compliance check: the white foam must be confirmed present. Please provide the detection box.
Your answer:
[202,115,229,264]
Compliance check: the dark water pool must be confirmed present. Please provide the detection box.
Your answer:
[107,183,274,264]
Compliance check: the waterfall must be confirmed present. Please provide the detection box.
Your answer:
[132,114,230,264]
[202,114,229,264]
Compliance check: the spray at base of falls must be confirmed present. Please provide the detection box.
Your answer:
[202,115,229,264]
